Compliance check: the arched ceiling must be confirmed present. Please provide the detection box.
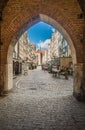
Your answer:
[0,0,85,64]
[0,0,9,20]
[0,0,85,13]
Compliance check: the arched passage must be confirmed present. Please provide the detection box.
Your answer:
[7,14,76,97]
[9,14,77,63]
[0,0,85,101]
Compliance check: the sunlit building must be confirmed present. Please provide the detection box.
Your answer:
[36,49,47,65]
[47,31,62,61]
[46,31,72,68]
[13,32,37,75]
[28,43,37,67]
[59,37,71,57]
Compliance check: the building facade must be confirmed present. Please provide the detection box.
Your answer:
[47,31,62,62]
[46,31,72,68]
[36,49,47,66]
[59,37,71,57]
[13,32,37,75]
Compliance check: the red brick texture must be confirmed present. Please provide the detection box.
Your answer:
[1,0,85,101]
[1,0,85,63]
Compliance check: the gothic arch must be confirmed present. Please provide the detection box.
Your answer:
[8,14,77,64]
[1,0,85,100]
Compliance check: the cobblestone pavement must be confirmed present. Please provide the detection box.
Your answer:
[0,67,85,130]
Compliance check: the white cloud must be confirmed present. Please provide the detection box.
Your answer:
[52,28,56,33]
[37,39,51,49]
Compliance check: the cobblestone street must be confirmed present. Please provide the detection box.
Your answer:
[0,67,85,130]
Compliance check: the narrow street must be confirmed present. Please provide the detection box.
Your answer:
[0,67,85,130]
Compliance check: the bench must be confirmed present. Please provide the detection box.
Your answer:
[52,66,68,79]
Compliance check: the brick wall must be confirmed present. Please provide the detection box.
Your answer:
[1,0,85,63]
[0,0,85,99]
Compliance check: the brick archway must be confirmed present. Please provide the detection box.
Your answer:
[1,0,85,100]
[9,14,77,63]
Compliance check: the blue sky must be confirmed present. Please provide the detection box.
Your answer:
[27,21,56,49]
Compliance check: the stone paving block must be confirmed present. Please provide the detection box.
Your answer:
[0,67,85,130]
